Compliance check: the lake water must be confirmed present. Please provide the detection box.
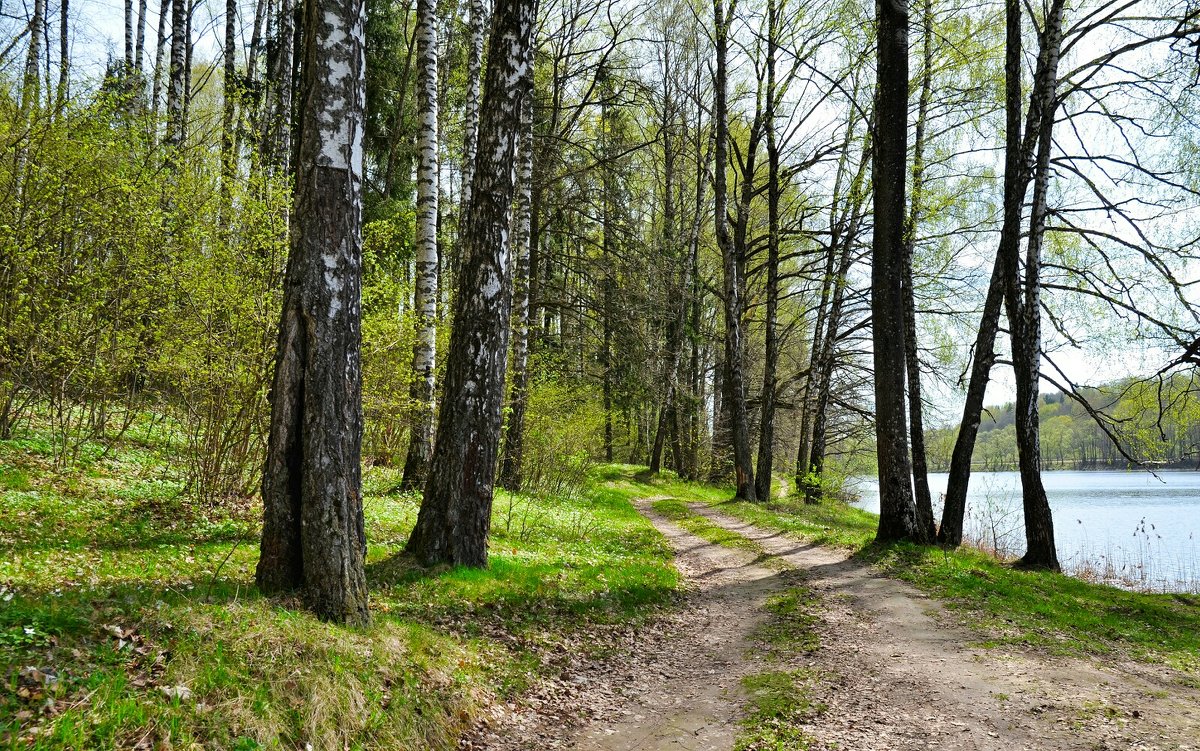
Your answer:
[848,470,1200,592]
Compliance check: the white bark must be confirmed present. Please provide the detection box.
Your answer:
[413,0,439,380]
[459,0,487,214]
[401,0,441,488]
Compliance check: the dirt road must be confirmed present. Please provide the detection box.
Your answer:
[467,498,1200,750]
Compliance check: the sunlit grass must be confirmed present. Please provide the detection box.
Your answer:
[0,420,680,750]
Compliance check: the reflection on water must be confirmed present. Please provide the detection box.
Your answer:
[848,470,1200,592]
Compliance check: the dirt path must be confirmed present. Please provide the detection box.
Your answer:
[466,498,1200,751]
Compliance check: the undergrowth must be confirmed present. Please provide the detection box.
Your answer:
[0,416,681,750]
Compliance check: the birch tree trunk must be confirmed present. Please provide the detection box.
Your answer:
[124,0,135,70]
[151,0,169,118]
[499,70,535,491]
[459,0,487,218]
[872,0,925,543]
[164,0,187,148]
[21,0,45,113]
[713,0,756,501]
[405,0,536,567]
[134,0,148,74]
[256,0,370,625]
[400,0,441,491]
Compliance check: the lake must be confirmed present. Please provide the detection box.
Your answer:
[848,470,1200,592]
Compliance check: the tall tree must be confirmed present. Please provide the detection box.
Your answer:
[713,0,756,501]
[255,0,371,625]
[459,0,488,218]
[938,0,1063,550]
[21,0,45,112]
[164,0,188,148]
[221,0,238,193]
[872,0,926,542]
[754,0,782,502]
[498,58,535,491]
[902,0,936,539]
[405,0,537,566]
[400,0,440,491]
[1003,0,1065,570]
[135,0,148,74]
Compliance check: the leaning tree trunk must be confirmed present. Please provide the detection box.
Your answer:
[713,0,755,501]
[938,0,1062,548]
[256,0,370,625]
[405,0,536,567]
[872,0,925,543]
[499,65,535,491]
[400,0,441,492]
[806,201,859,502]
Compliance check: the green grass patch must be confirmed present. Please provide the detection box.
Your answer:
[754,583,821,657]
[651,497,767,557]
[734,670,823,751]
[709,494,878,550]
[0,425,681,751]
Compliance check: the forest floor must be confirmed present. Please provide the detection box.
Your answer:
[470,493,1200,751]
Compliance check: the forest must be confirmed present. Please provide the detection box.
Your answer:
[928,377,1200,471]
[2,0,1200,745]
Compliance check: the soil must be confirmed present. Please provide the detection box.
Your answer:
[463,498,1200,751]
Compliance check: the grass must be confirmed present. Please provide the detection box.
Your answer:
[696,485,1200,680]
[0,418,682,750]
[734,670,822,751]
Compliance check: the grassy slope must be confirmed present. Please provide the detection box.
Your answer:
[701,491,1200,681]
[0,420,689,750]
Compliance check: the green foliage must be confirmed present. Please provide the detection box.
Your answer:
[926,377,1200,472]
[513,365,607,498]
[0,87,287,502]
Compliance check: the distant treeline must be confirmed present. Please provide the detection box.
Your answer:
[926,376,1200,472]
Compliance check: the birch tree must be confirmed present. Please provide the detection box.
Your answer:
[400,0,440,491]
[406,0,537,566]
[256,0,371,624]
[499,59,536,491]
